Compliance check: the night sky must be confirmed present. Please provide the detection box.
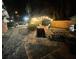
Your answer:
[3,0,76,19]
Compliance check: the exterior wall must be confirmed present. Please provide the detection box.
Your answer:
[51,20,72,29]
[2,22,8,33]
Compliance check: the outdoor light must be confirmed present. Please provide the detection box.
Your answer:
[15,11,18,14]
[69,25,75,32]
[23,16,29,22]
[10,20,13,22]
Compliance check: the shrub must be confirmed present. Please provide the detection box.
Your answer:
[28,24,37,31]
[42,19,50,26]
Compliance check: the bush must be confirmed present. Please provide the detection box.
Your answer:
[28,24,37,31]
[42,19,50,26]
[7,22,14,28]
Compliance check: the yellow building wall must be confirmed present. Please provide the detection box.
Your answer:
[51,20,72,29]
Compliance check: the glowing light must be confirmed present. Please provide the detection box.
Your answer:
[31,18,37,21]
[10,20,13,22]
[15,11,18,14]
[30,17,41,25]
[69,25,75,32]
[23,16,29,21]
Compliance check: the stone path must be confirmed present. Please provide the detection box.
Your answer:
[22,31,64,59]
[2,28,29,59]
[2,28,76,59]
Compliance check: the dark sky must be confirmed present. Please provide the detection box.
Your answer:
[3,0,76,19]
